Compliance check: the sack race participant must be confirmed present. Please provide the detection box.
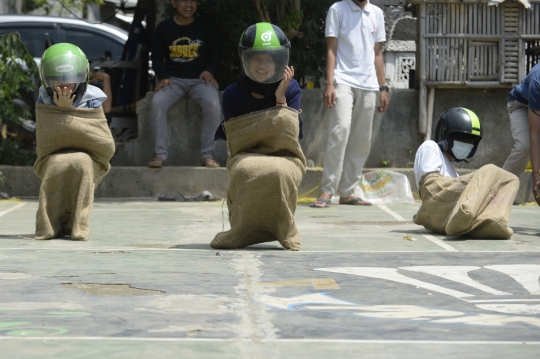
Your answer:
[413,108,519,239]
[34,43,115,240]
[212,23,306,250]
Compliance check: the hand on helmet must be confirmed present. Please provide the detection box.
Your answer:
[54,86,75,108]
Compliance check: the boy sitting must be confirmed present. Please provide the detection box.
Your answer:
[148,0,222,168]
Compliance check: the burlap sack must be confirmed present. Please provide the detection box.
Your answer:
[413,164,519,239]
[34,103,115,240]
[211,107,306,250]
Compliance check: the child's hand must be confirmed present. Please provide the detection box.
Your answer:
[54,86,75,108]
[199,70,219,88]
[90,71,110,83]
[155,79,173,92]
[275,66,294,106]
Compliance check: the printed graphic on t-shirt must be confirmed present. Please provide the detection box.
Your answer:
[169,37,203,63]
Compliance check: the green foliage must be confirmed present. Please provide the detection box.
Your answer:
[0,138,36,166]
[0,32,39,127]
[23,0,50,13]
[198,0,335,89]
[0,32,39,166]
[381,159,390,167]
[287,0,335,87]
[0,170,4,186]
[277,9,303,33]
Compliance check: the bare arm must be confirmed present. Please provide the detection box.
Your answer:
[374,42,388,113]
[324,37,338,109]
[529,108,540,205]
[92,72,112,114]
[275,66,294,106]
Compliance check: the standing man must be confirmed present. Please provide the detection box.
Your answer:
[311,0,389,208]
[502,63,540,205]
[148,0,222,168]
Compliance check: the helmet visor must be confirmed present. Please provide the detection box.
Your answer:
[40,54,88,88]
[241,47,289,84]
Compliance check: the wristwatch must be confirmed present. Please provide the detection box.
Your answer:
[379,85,389,92]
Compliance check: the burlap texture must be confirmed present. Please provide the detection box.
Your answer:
[211,107,306,250]
[413,164,519,239]
[34,103,115,240]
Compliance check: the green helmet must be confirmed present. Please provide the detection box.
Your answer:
[238,22,291,84]
[39,43,89,97]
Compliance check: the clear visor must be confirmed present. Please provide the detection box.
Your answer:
[41,54,87,88]
[241,47,290,84]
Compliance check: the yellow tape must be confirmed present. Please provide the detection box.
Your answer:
[518,201,538,206]
[0,198,22,202]
[297,179,322,204]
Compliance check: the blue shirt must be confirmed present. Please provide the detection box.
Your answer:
[509,63,540,110]
[214,79,303,141]
[37,85,106,108]
[37,96,102,108]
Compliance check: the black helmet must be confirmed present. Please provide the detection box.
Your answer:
[435,107,483,162]
[238,22,291,84]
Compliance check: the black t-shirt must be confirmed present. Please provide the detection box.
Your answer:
[151,16,222,80]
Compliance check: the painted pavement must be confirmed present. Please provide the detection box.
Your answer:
[0,200,539,358]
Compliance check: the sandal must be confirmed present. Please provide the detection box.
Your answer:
[148,155,166,168]
[310,197,331,208]
[339,197,372,206]
[201,158,220,168]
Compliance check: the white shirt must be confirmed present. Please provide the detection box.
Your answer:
[414,140,458,188]
[325,0,386,90]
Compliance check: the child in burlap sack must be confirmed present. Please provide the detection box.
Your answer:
[212,23,306,250]
[413,107,519,239]
[34,43,115,240]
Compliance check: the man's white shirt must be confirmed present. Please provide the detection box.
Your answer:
[414,140,458,188]
[325,0,386,90]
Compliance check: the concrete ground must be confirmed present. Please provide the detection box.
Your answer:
[0,199,539,358]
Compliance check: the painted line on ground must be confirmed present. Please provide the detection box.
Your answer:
[377,205,458,252]
[0,203,26,218]
[422,234,458,252]
[467,299,540,303]
[0,248,538,253]
[377,205,407,221]
[0,337,539,345]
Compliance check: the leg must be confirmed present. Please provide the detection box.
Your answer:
[317,84,355,201]
[150,78,186,161]
[186,79,221,162]
[502,101,530,176]
[312,84,354,207]
[339,89,376,199]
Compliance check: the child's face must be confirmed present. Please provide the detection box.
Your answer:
[171,0,197,19]
[53,82,76,92]
[249,54,276,83]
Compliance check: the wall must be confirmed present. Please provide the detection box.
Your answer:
[111,88,515,170]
